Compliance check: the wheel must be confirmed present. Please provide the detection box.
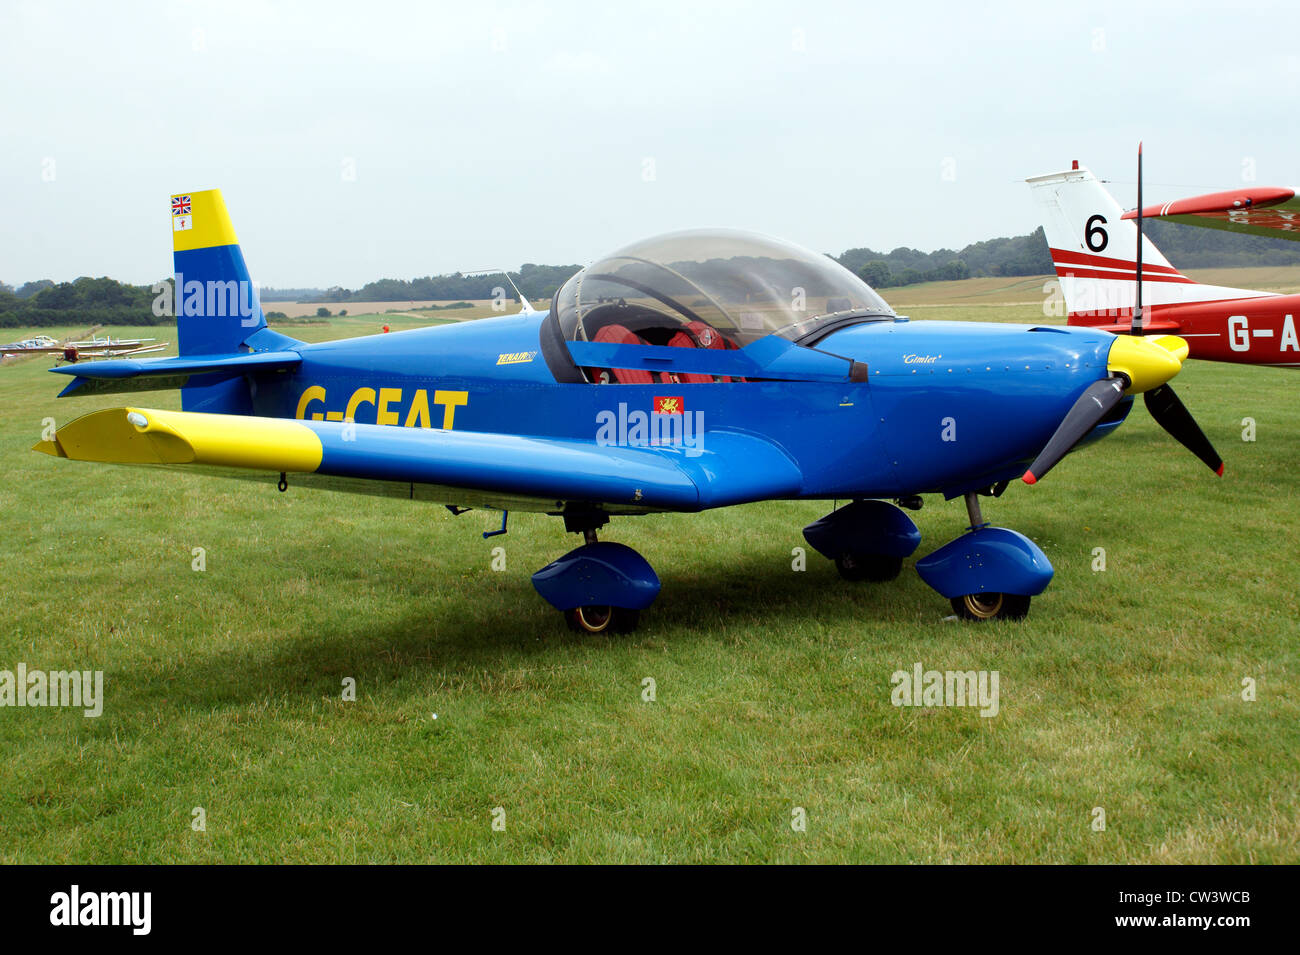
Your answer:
[835,552,903,582]
[564,605,640,634]
[949,592,1031,622]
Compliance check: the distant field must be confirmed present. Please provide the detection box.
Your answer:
[262,299,500,319]
[879,276,1053,326]
[877,265,1300,326]
[2,277,1296,864]
[1179,266,1300,294]
[882,275,1052,308]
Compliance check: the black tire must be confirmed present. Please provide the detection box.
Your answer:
[564,605,640,634]
[949,592,1031,622]
[835,552,903,582]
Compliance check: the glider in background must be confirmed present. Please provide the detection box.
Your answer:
[2,334,166,363]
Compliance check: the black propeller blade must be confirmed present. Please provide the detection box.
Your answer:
[1022,378,1126,484]
[1144,383,1225,475]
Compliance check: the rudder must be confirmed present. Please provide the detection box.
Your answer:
[171,189,266,356]
[169,190,300,413]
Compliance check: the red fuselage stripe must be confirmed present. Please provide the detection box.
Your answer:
[1053,266,1194,284]
[1049,248,1184,275]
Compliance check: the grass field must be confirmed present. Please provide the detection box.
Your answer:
[1,277,1297,863]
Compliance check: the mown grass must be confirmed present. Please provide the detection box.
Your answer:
[1,290,1297,863]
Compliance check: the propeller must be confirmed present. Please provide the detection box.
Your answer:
[1144,383,1225,475]
[1021,379,1125,484]
[1022,334,1224,484]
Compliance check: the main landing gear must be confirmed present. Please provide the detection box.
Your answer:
[806,492,1053,621]
[531,491,1053,631]
[531,518,659,634]
[802,499,922,583]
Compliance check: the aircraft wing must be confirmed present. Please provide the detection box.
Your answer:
[50,350,301,396]
[70,338,156,347]
[2,342,169,361]
[76,344,170,360]
[33,407,804,514]
[1123,186,1300,241]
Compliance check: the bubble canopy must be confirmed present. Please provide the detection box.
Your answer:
[554,229,893,348]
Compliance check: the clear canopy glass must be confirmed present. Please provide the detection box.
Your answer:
[555,229,892,347]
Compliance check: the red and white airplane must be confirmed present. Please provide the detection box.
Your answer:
[1027,159,1300,368]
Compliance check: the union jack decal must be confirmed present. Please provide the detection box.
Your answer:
[171,195,191,216]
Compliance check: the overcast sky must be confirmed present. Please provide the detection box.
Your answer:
[3,0,1299,288]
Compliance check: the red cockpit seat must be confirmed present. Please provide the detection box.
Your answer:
[662,331,713,384]
[588,323,655,384]
[683,320,743,381]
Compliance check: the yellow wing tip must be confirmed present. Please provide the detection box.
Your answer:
[37,407,323,473]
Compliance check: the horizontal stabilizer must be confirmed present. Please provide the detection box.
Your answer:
[1123,186,1300,241]
[52,350,302,397]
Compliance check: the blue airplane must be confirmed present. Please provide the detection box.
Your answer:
[35,190,1223,631]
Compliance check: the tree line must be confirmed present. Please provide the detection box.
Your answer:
[836,227,1055,288]
[6,224,1300,327]
[0,276,167,329]
[264,262,585,305]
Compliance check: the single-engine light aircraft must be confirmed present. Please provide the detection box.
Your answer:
[35,190,1224,631]
[1028,158,1300,367]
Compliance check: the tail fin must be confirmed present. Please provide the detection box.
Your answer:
[170,190,300,413]
[171,189,266,355]
[1026,163,1271,328]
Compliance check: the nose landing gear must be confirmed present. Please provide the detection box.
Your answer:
[915,492,1052,621]
[564,603,640,634]
[950,591,1032,622]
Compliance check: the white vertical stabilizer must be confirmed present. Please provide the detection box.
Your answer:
[1026,163,1272,322]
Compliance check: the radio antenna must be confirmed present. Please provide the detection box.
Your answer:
[464,268,536,314]
[1133,141,1145,336]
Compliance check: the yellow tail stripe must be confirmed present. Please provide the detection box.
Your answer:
[171,189,240,252]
